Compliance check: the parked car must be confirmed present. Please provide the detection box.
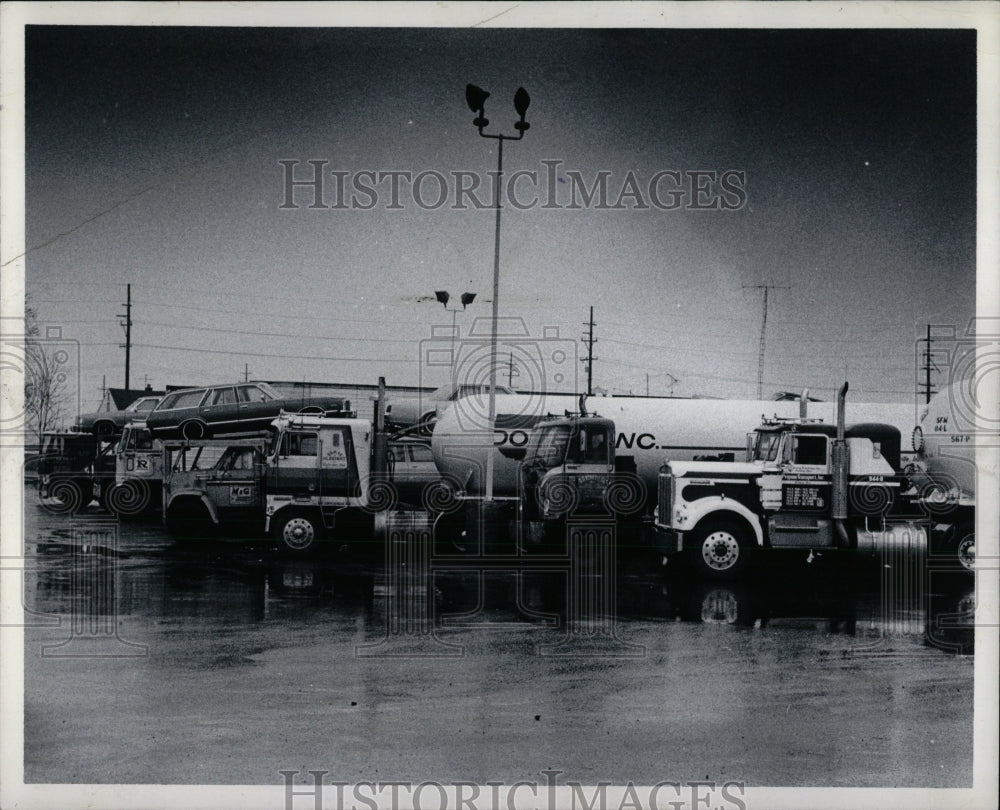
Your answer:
[145,382,352,440]
[385,382,515,435]
[388,439,441,504]
[75,395,162,436]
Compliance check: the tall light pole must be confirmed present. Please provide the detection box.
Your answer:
[465,83,530,501]
[435,290,476,381]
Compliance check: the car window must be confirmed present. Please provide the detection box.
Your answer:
[408,444,433,462]
[211,387,237,406]
[238,385,273,403]
[165,390,207,409]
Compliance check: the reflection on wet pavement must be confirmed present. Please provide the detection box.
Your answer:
[19,491,976,786]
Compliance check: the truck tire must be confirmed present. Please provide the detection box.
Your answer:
[46,477,86,514]
[954,525,975,572]
[167,500,212,541]
[690,518,753,580]
[274,510,323,554]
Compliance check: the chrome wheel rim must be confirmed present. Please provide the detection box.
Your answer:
[282,517,315,550]
[701,530,740,571]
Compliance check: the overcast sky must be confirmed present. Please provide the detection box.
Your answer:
[21,16,978,412]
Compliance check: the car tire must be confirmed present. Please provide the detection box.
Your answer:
[273,510,323,554]
[180,419,209,440]
[690,518,753,580]
[93,420,116,437]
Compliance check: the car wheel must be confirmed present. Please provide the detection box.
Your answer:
[274,510,323,554]
[298,406,324,415]
[691,519,753,580]
[180,419,209,440]
[93,420,116,437]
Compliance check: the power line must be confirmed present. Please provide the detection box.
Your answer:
[133,319,416,344]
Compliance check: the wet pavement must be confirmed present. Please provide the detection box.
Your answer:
[18,487,975,787]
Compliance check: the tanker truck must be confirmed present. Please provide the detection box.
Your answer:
[910,379,985,572]
[430,391,916,510]
[654,382,930,579]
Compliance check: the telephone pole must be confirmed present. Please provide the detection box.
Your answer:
[581,306,597,396]
[506,352,519,388]
[118,283,132,390]
[917,324,937,404]
[744,283,789,399]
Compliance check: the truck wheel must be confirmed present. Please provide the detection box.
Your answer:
[274,511,322,554]
[180,419,209,440]
[950,523,975,572]
[167,501,211,541]
[417,412,436,436]
[691,519,752,579]
[46,478,85,513]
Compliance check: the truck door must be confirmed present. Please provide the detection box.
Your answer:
[317,426,359,497]
[205,446,264,522]
[268,430,321,497]
[781,433,831,512]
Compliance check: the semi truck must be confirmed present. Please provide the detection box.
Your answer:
[161,412,384,553]
[35,431,116,513]
[160,381,416,553]
[653,382,930,578]
[431,392,916,500]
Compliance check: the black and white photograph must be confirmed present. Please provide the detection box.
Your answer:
[1,3,998,809]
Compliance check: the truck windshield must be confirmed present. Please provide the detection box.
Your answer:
[753,432,782,462]
[530,426,571,468]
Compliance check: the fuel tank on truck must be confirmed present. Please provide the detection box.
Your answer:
[431,393,917,497]
[914,379,985,497]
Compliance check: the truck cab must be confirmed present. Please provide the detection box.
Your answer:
[656,387,922,579]
[162,439,266,538]
[520,414,639,522]
[264,413,374,552]
[36,431,114,512]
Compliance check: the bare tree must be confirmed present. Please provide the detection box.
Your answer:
[24,296,67,443]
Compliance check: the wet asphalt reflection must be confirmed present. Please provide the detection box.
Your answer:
[20,490,976,786]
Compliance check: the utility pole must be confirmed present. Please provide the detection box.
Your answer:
[744,283,789,399]
[918,324,937,404]
[581,306,596,396]
[244,363,250,383]
[118,283,132,390]
[506,352,519,388]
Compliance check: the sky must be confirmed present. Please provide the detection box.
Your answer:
[19,14,979,415]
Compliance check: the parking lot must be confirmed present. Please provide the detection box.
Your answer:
[19,488,975,788]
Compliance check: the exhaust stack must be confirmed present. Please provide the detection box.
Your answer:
[831,381,851,545]
[799,388,810,420]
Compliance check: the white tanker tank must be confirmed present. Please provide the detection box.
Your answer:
[910,379,986,571]
[431,392,917,497]
[913,381,979,497]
